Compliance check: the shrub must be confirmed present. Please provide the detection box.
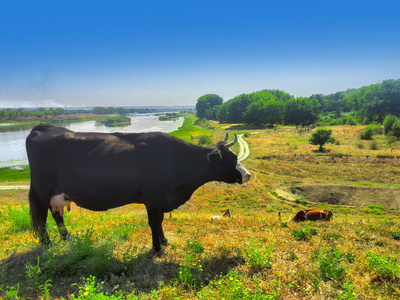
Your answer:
[387,136,397,145]
[392,230,400,240]
[294,198,310,205]
[370,140,378,150]
[186,240,205,254]
[383,114,398,135]
[309,128,335,152]
[198,135,212,145]
[360,127,374,140]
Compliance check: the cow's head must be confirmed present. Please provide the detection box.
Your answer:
[207,133,251,184]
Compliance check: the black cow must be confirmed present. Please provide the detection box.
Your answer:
[26,124,250,255]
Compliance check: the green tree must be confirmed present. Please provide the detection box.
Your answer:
[284,97,321,126]
[309,128,336,152]
[195,94,223,119]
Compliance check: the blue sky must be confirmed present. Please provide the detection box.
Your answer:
[0,0,399,107]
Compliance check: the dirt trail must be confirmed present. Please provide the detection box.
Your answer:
[237,134,250,161]
[0,185,29,190]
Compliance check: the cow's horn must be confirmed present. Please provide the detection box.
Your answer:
[225,133,238,148]
[222,133,229,143]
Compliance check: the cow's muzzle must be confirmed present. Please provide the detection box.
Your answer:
[237,162,251,183]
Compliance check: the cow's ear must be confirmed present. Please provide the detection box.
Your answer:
[207,149,222,162]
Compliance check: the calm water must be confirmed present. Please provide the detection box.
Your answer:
[0,114,184,167]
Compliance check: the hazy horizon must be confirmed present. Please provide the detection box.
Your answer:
[1,1,399,108]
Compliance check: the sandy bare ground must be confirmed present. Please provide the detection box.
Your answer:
[276,184,400,209]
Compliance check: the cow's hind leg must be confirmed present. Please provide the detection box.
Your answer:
[159,214,169,246]
[51,210,70,241]
[29,184,50,245]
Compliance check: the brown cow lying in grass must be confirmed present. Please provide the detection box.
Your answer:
[293,209,333,222]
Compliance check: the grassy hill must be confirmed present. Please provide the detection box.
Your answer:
[1,121,400,299]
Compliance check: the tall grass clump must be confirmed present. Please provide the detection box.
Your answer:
[366,251,400,280]
[363,205,385,215]
[197,270,279,300]
[70,276,132,300]
[42,229,117,278]
[241,237,273,270]
[176,252,204,287]
[291,225,317,241]
[312,247,346,281]
[6,204,31,233]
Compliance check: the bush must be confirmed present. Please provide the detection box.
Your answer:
[309,128,335,152]
[383,115,398,135]
[360,127,374,140]
[370,140,379,150]
[198,135,212,145]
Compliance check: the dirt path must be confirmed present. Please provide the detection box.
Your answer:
[237,134,250,161]
[0,185,29,190]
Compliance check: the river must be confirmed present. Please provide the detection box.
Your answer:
[0,114,184,167]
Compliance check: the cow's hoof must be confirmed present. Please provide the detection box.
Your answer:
[149,247,168,257]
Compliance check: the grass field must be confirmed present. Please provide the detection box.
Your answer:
[1,121,400,299]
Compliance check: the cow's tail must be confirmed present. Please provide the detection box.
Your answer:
[29,182,48,239]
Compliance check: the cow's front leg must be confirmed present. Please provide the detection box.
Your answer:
[51,209,70,241]
[146,206,166,255]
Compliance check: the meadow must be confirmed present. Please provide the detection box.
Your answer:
[1,120,400,299]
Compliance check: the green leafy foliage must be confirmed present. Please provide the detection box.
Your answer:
[366,251,400,280]
[312,247,346,281]
[309,128,336,151]
[241,237,273,270]
[70,276,130,300]
[0,166,30,182]
[196,94,223,119]
[4,204,31,233]
[291,225,318,241]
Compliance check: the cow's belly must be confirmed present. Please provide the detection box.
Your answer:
[69,193,144,211]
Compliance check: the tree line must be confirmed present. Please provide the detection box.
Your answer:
[196,79,400,126]
[0,107,159,121]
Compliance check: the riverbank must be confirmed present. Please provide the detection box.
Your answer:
[0,113,113,127]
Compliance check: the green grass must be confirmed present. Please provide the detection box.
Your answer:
[3,120,400,299]
[170,114,213,143]
[0,166,30,182]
